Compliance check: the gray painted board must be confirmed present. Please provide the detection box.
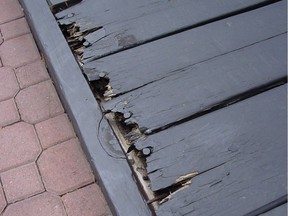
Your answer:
[260,203,287,216]
[55,0,272,61]
[103,34,287,131]
[26,0,287,215]
[136,85,287,192]
[84,1,286,96]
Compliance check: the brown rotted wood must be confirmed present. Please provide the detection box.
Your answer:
[84,1,286,96]
[103,34,286,131]
[55,0,275,61]
[146,85,287,215]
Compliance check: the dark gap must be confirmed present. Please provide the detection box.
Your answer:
[149,77,287,135]
[89,78,110,101]
[197,162,228,176]
[147,172,198,205]
[147,181,190,205]
[48,0,82,14]
[59,23,102,60]
[102,112,157,213]
[147,162,231,204]
[244,195,287,216]
[86,0,280,61]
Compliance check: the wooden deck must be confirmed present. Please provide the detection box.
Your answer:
[52,0,287,215]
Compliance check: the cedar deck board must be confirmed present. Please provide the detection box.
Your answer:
[84,1,286,96]
[19,0,152,215]
[103,34,287,130]
[55,0,271,61]
[150,85,287,216]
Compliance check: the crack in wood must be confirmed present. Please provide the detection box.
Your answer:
[48,0,82,14]
[147,76,287,135]
[56,0,281,62]
[104,112,158,211]
[59,22,103,64]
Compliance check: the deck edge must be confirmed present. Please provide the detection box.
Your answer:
[18,0,152,215]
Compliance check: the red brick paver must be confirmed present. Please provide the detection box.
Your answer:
[38,139,94,195]
[0,67,19,101]
[0,183,6,214]
[0,0,111,215]
[0,33,3,49]
[0,99,20,128]
[3,193,66,216]
[0,0,23,25]
[35,114,76,149]
[62,184,111,216]
[1,163,44,203]
[15,80,64,124]
[0,34,40,68]
[0,122,41,173]
[15,60,49,89]
[0,18,29,41]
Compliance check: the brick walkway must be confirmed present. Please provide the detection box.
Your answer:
[0,0,111,215]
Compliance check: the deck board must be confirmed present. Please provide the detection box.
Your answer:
[55,0,272,61]
[138,85,287,216]
[45,0,287,214]
[260,203,287,216]
[135,85,287,192]
[83,1,286,96]
[103,34,286,130]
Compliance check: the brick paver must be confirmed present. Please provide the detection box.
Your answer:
[2,193,66,216]
[0,18,29,41]
[0,99,20,128]
[62,184,112,216]
[15,80,64,124]
[0,0,111,215]
[0,122,41,173]
[15,60,49,89]
[0,0,23,25]
[35,114,76,149]
[0,34,40,68]
[0,67,19,101]
[0,31,3,47]
[38,138,94,195]
[0,183,7,214]
[1,163,45,203]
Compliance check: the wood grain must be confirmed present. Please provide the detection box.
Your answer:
[84,1,286,95]
[143,85,287,216]
[103,34,287,131]
[55,0,273,60]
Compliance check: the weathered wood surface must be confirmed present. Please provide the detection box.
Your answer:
[260,203,287,216]
[84,1,286,96]
[136,84,287,192]
[47,0,66,6]
[48,0,287,215]
[143,85,287,216]
[103,34,287,131]
[55,0,273,61]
